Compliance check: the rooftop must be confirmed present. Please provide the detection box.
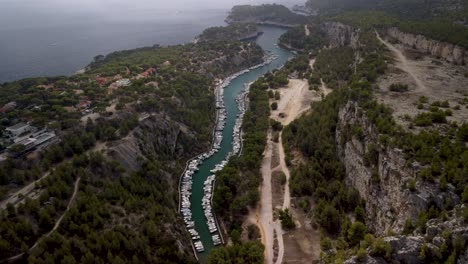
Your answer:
[6,122,29,131]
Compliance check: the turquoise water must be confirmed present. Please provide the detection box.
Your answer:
[188,25,293,261]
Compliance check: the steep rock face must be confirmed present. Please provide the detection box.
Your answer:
[321,22,360,48]
[336,102,459,235]
[344,206,468,264]
[387,27,467,65]
[107,114,205,173]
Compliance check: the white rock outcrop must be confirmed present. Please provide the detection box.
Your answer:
[387,27,467,65]
[321,22,360,49]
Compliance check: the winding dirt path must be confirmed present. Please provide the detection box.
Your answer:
[278,132,291,210]
[4,177,81,263]
[375,31,427,93]
[259,131,275,264]
[255,79,316,264]
[273,131,290,264]
[0,142,105,211]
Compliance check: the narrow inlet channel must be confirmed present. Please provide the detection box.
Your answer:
[182,25,293,262]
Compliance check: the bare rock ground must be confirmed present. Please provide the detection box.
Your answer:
[376,34,468,129]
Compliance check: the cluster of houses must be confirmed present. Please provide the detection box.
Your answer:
[1,122,58,157]
[96,67,156,95]
[0,66,159,158]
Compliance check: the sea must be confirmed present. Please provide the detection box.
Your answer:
[0,0,303,84]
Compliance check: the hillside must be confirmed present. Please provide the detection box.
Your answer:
[215,2,468,263]
[197,23,262,42]
[1,2,467,263]
[306,0,468,20]
[0,32,263,262]
[274,8,468,264]
[226,4,308,27]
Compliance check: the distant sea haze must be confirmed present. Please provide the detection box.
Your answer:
[0,8,227,83]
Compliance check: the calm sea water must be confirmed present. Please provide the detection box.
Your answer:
[0,8,227,83]
[0,0,303,84]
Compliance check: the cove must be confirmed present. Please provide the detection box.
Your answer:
[184,25,293,262]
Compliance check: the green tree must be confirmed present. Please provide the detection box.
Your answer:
[271,102,278,111]
[354,206,365,223]
[279,208,296,229]
[39,208,54,230]
[347,221,367,246]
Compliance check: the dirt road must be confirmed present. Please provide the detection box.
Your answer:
[376,32,427,93]
[4,177,81,262]
[274,79,313,126]
[259,131,276,264]
[0,141,106,211]
[255,79,316,264]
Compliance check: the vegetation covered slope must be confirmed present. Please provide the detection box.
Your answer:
[198,23,261,42]
[0,32,264,262]
[226,4,308,26]
[332,11,468,48]
[306,0,467,20]
[304,0,468,48]
[280,16,467,263]
[279,24,328,51]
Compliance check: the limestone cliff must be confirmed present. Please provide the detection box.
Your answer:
[321,22,468,65]
[336,102,460,235]
[344,205,468,264]
[386,27,467,65]
[106,114,205,172]
[321,22,360,49]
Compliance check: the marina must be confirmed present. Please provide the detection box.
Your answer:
[178,25,293,261]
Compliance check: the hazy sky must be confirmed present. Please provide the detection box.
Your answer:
[0,0,305,82]
[0,0,303,14]
[0,0,304,28]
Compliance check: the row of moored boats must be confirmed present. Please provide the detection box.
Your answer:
[202,175,222,246]
[180,54,279,254]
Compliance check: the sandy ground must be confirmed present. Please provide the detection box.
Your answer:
[271,79,314,125]
[271,79,331,126]
[376,32,427,92]
[80,102,118,125]
[309,58,316,70]
[254,78,326,264]
[375,33,468,127]
[258,131,278,264]
[281,206,321,264]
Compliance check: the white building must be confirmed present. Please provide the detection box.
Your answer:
[5,123,32,139]
[115,79,131,87]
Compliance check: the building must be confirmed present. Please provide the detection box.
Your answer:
[5,123,32,139]
[0,101,17,113]
[137,68,156,79]
[14,130,57,150]
[77,100,92,110]
[115,79,131,87]
[8,130,58,157]
[95,76,108,86]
